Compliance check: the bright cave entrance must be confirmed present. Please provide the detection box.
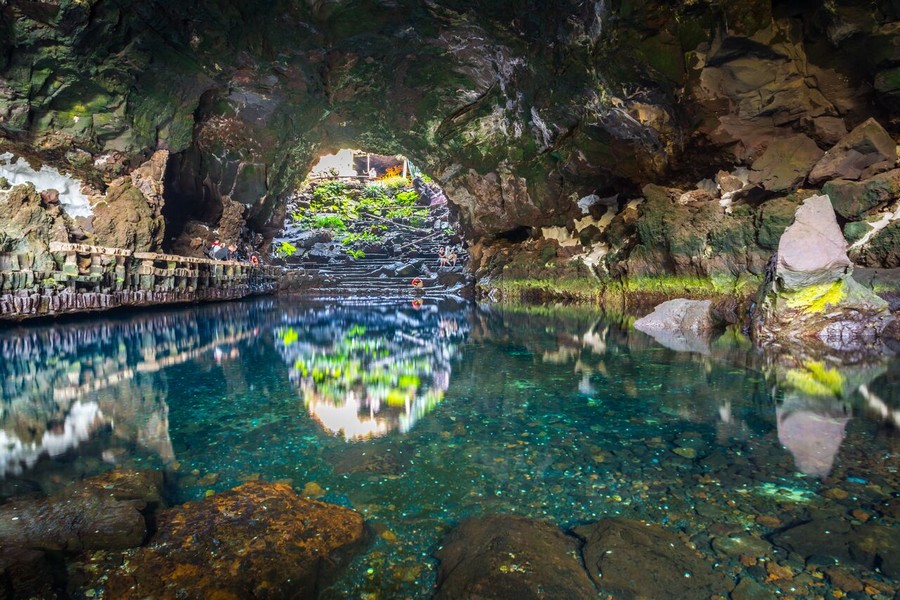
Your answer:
[273,149,471,300]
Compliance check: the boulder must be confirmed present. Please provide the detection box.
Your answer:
[0,546,54,599]
[0,469,164,552]
[573,518,729,599]
[808,118,897,185]
[772,519,900,576]
[775,194,852,291]
[749,135,824,193]
[634,299,715,354]
[754,195,894,350]
[433,515,597,600]
[102,482,365,599]
[856,221,900,268]
[0,183,73,271]
[92,178,165,252]
[822,168,900,220]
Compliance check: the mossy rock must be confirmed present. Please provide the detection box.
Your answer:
[757,195,802,250]
[859,221,900,268]
[823,169,900,220]
[844,221,872,245]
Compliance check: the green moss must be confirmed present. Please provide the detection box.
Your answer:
[784,361,845,397]
[486,273,759,307]
[843,221,872,244]
[784,280,845,314]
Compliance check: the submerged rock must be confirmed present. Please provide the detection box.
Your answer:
[102,481,365,599]
[772,518,900,577]
[0,546,54,599]
[573,518,729,599]
[434,514,597,599]
[754,194,893,351]
[0,469,163,552]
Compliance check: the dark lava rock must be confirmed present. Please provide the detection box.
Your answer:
[0,546,54,599]
[771,518,900,576]
[808,118,897,185]
[0,469,163,552]
[102,481,365,599]
[749,134,824,193]
[573,518,729,600]
[434,514,597,600]
[823,168,900,220]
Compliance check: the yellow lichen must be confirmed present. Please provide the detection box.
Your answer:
[784,280,845,313]
[784,361,845,397]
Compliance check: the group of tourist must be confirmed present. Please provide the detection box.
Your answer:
[206,240,260,265]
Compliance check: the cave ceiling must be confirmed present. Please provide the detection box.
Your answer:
[1,0,899,237]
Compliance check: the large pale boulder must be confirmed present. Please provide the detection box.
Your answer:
[808,118,897,185]
[775,194,852,291]
[634,299,715,354]
[754,195,893,351]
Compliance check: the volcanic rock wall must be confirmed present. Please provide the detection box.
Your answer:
[1,0,899,280]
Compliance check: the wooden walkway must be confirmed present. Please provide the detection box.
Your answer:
[0,242,282,321]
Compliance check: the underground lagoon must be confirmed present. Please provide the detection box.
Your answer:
[1,0,900,598]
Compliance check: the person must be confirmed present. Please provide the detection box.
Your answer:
[227,244,237,261]
[208,239,229,260]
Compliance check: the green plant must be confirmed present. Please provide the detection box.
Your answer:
[310,215,347,231]
[380,175,410,190]
[394,190,419,205]
[313,180,348,203]
[275,241,298,258]
[342,231,382,245]
[346,248,366,259]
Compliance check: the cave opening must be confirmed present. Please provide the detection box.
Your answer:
[274,149,471,299]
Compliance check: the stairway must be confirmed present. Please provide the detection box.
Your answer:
[280,204,472,301]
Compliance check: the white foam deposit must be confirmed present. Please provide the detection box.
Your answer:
[0,152,92,218]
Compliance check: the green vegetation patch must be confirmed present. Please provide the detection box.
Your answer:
[289,177,428,259]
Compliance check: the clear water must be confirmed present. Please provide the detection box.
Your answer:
[1,298,898,598]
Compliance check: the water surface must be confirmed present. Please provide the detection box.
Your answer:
[1,299,898,597]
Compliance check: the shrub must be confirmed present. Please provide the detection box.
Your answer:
[276,241,298,257]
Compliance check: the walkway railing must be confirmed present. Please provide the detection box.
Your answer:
[0,242,282,320]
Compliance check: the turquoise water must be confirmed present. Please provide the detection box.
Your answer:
[1,298,898,597]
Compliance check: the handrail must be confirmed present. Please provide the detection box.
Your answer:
[0,244,283,320]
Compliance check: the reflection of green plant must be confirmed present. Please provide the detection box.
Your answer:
[276,241,298,257]
[280,328,299,346]
[346,325,367,338]
[785,361,845,397]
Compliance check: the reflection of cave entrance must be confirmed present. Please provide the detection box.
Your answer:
[275,149,471,300]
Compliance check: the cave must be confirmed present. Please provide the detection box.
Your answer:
[1,0,900,597]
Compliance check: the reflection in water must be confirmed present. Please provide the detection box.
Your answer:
[776,397,850,477]
[275,304,469,440]
[0,301,281,486]
[0,299,897,597]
